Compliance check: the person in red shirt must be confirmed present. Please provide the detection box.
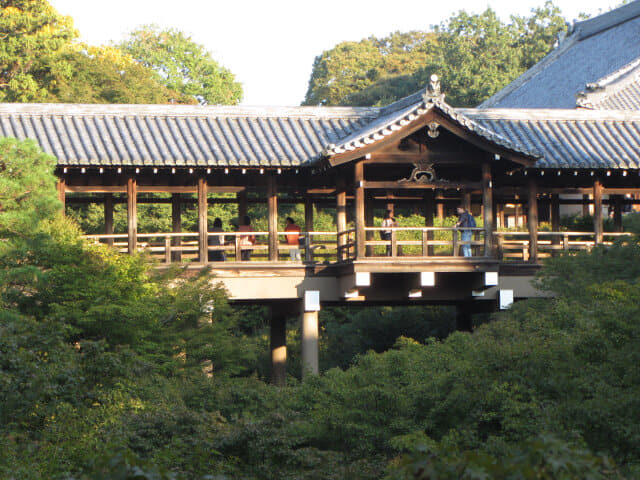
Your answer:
[284,217,302,261]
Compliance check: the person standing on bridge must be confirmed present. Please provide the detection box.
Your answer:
[455,206,475,257]
[284,217,302,261]
[380,209,397,256]
[238,215,255,261]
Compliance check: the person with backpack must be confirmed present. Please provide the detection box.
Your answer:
[455,205,476,257]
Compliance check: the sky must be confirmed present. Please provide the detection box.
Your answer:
[49,0,623,106]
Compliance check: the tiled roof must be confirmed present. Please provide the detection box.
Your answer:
[461,109,640,169]
[324,90,540,160]
[0,103,377,167]
[577,58,640,110]
[480,1,640,109]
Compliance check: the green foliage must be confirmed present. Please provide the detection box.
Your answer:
[50,44,196,104]
[304,2,566,107]
[119,24,243,105]
[0,0,77,102]
[0,137,60,235]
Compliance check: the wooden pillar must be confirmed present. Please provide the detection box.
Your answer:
[267,175,278,261]
[198,177,208,262]
[270,311,287,387]
[354,161,365,258]
[304,196,314,233]
[104,193,114,247]
[551,194,560,231]
[613,195,623,233]
[301,310,319,377]
[482,163,493,257]
[528,178,538,263]
[365,193,374,257]
[436,189,444,219]
[237,190,247,221]
[57,178,66,215]
[336,178,347,260]
[171,194,182,262]
[593,180,603,244]
[497,203,505,229]
[424,190,434,256]
[126,176,137,254]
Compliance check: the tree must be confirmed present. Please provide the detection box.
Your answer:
[50,44,197,104]
[0,0,77,102]
[303,31,435,106]
[119,25,243,105]
[304,2,567,107]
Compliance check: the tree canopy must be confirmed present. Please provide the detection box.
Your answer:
[119,24,243,105]
[0,0,77,102]
[303,2,567,107]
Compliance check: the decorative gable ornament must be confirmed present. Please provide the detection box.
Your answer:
[422,74,446,103]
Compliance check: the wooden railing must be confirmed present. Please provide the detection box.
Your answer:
[494,231,633,262]
[84,231,347,264]
[364,227,487,258]
[83,229,634,265]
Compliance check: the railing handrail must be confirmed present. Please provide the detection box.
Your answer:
[365,226,485,232]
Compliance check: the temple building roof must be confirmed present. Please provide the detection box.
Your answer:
[576,58,640,110]
[461,108,640,170]
[0,103,376,168]
[480,0,640,109]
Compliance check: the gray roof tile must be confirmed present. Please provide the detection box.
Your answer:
[461,109,640,169]
[481,1,640,109]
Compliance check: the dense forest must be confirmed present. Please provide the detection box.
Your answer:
[2,0,640,479]
[2,136,640,479]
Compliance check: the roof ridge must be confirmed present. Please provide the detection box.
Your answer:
[460,107,640,121]
[574,0,640,40]
[0,103,380,119]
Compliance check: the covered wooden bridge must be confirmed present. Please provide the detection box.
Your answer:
[2,78,640,382]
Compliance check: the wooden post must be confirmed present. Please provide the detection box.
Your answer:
[237,190,247,221]
[551,193,560,250]
[198,176,208,263]
[613,195,623,233]
[528,178,538,263]
[593,180,603,244]
[436,189,444,219]
[365,193,374,257]
[424,190,434,256]
[482,163,493,257]
[126,176,137,254]
[57,178,66,215]
[336,178,347,261]
[171,193,182,262]
[354,161,365,258]
[270,309,287,387]
[267,175,278,261]
[104,193,114,247]
[497,203,505,229]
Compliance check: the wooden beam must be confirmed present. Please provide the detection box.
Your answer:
[482,163,494,257]
[363,181,480,190]
[198,177,208,262]
[528,178,538,263]
[267,175,278,261]
[104,193,114,247]
[593,180,603,244]
[463,191,472,212]
[126,177,137,254]
[354,161,365,258]
[66,185,126,193]
[436,189,444,219]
